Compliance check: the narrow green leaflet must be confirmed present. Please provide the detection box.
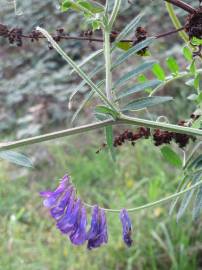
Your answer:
[0,151,33,168]
[112,37,154,69]
[192,184,202,220]
[161,146,182,168]
[69,64,103,102]
[71,80,104,123]
[186,154,202,171]
[69,49,103,76]
[71,91,94,123]
[61,0,104,13]
[189,60,196,75]
[117,79,161,100]
[105,126,116,161]
[114,13,144,43]
[176,172,201,222]
[152,63,166,81]
[95,105,118,119]
[166,57,179,75]
[194,74,200,91]
[169,175,189,215]
[122,96,173,111]
[114,60,157,88]
[183,46,192,62]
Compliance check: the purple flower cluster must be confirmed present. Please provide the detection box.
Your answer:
[40,175,133,249]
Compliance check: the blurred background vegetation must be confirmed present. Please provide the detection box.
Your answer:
[0,0,202,269]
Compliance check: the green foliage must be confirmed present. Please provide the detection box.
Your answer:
[152,64,166,81]
[122,96,173,112]
[160,146,182,168]
[0,151,33,168]
[166,57,179,76]
[114,60,157,87]
[113,37,154,68]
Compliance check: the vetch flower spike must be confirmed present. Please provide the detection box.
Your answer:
[120,208,133,247]
[87,205,108,250]
[40,174,88,246]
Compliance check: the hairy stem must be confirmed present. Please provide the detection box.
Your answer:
[104,30,113,101]
[0,117,201,151]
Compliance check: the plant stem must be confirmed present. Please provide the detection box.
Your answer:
[0,117,201,151]
[104,30,113,101]
[149,69,202,96]
[85,179,202,213]
[163,0,196,13]
[109,0,122,29]
[165,2,189,43]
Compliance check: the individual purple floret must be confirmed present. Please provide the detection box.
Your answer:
[87,205,108,250]
[120,209,133,247]
[70,205,87,245]
[40,174,70,208]
[40,174,88,246]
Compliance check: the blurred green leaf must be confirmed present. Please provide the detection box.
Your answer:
[192,184,202,220]
[194,74,200,91]
[152,64,166,81]
[95,105,118,118]
[161,146,182,168]
[114,60,157,87]
[191,37,202,46]
[113,38,154,69]
[61,0,104,13]
[189,61,196,75]
[0,151,33,168]
[117,79,161,100]
[122,96,173,111]
[183,46,192,62]
[166,57,179,76]
[116,41,133,51]
[115,12,144,43]
[177,173,201,222]
[105,126,116,161]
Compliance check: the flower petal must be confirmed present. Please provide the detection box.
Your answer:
[57,197,81,234]
[87,206,108,250]
[120,209,133,247]
[50,186,73,220]
[40,174,70,208]
[69,205,87,245]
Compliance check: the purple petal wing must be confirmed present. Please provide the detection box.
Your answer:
[70,205,87,245]
[120,209,133,247]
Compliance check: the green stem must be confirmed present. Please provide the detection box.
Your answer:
[104,30,113,101]
[0,116,201,151]
[165,2,189,43]
[119,115,202,137]
[150,69,202,96]
[36,27,117,112]
[85,179,202,213]
[109,0,122,29]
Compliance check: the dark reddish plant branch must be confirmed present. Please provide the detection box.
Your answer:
[0,23,185,48]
